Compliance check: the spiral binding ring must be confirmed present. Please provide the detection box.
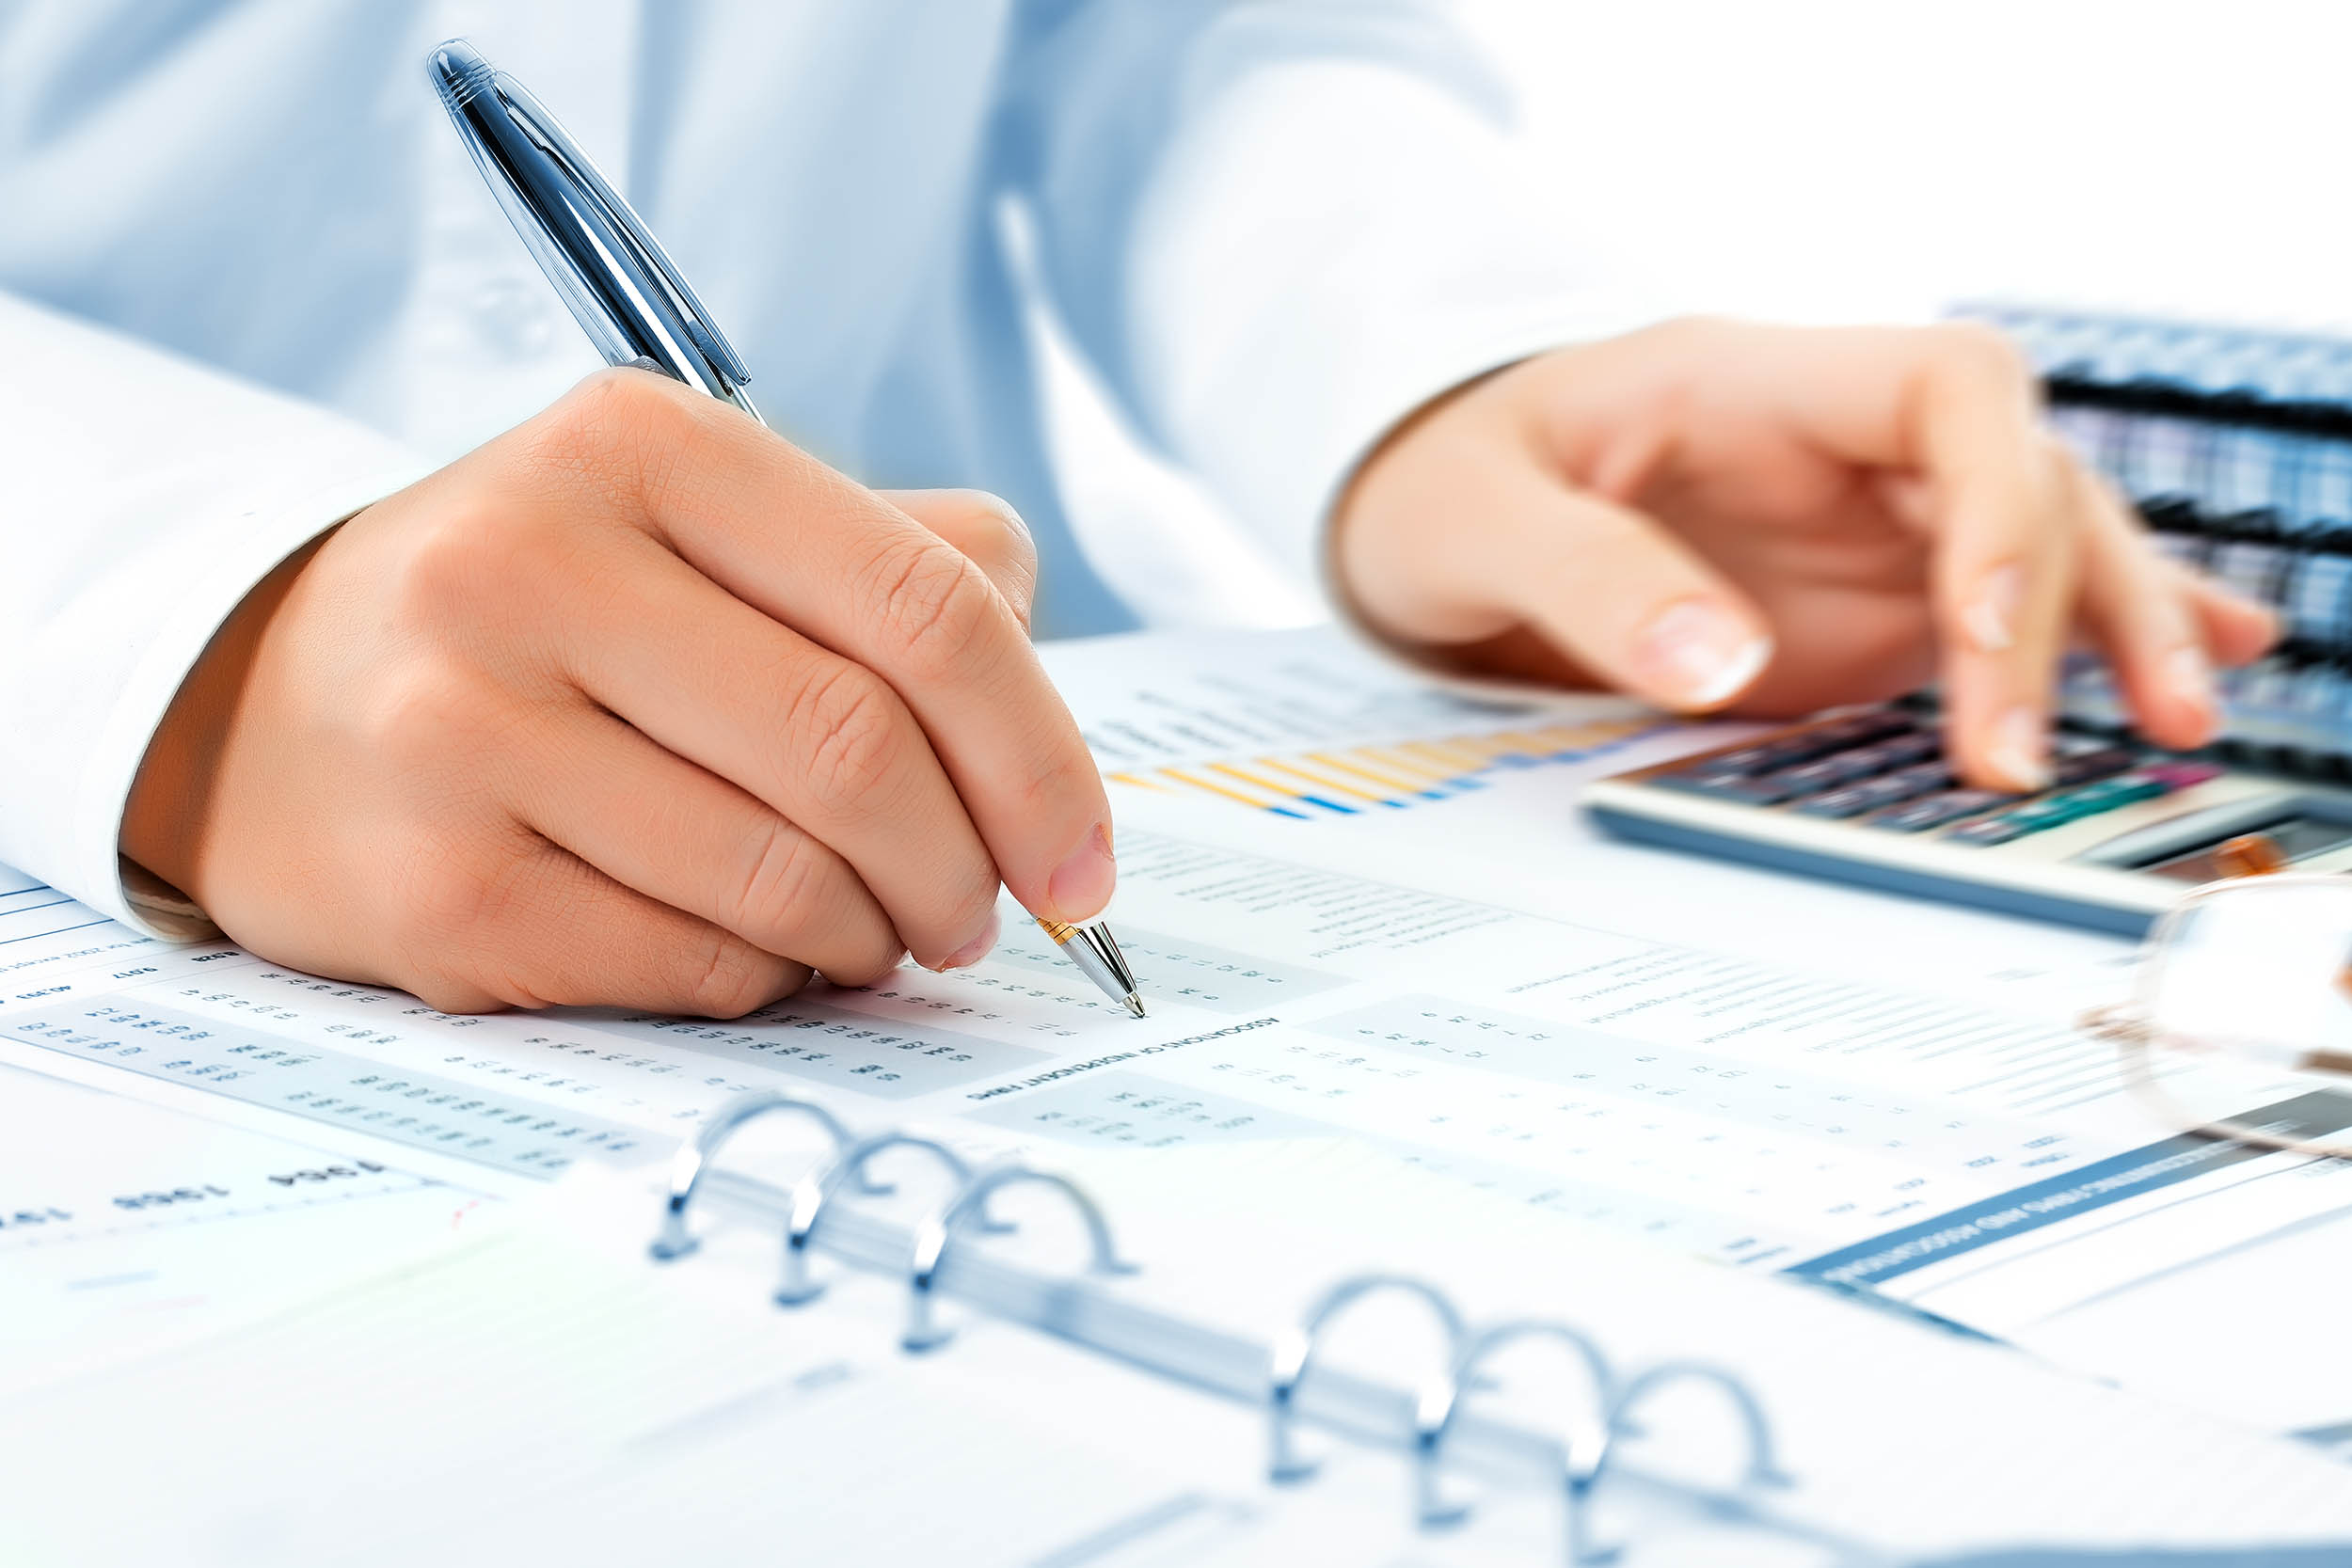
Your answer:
[1599,1361,1791,1498]
[774,1132,975,1307]
[649,1091,864,1261]
[1412,1321,1618,1561]
[1265,1274,1468,1487]
[901,1163,1137,1353]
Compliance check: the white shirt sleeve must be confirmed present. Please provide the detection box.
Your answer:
[0,292,429,936]
[1009,1,1671,591]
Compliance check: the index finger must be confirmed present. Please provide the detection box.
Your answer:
[1721,323,2075,789]
[560,370,1117,923]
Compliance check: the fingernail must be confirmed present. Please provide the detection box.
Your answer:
[1988,705,2049,791]
[2169,643,2216,721]
[1047,823,1118,921]
[940,909,1001,972]
[1632,599,1772,709]
[1964,563,2024,653]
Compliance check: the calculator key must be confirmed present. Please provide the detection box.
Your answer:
[1772,752,1884,792]
[1791,784,1880,818]
[1687,744,1796,777]
[2051,746,2139,786]
[2002,796,2095,829]
[1956,773,2176,843]
[2140,762,2223,791]
[1794,771,1940,818]
[1807,711,1915,750]
[1851,731,1942,771]
[1946,816,2029,846]
[2082,773,2172,809]
[1880,761,1955,796]
[1670,736,1824,780]
[1661,708,1919,791]
[1867,790,2010,832]
[1653,769,1808,805]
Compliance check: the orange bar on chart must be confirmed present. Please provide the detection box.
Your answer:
[1305,750,1440,798]
[1206,762,1359,816]
[1158,766,1315,818]
[1253,757,1401,808]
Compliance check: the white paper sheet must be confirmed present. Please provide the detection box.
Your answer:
[1051,1135,2352,1556]
[0,1168,1566,1568]
[0,1054,494,1391]
[5,626,2349,1441]
[8,1150,2345,1568]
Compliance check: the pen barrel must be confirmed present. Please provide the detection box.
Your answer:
[1033,917,1138,1004]
[428,39,757,417]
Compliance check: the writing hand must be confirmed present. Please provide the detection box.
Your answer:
[123,369,1116,1015]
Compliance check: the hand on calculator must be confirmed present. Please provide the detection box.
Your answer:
[1333,317,2278,793]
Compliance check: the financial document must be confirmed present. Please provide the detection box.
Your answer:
[4,627,2350,1441]
[0,1173,1383,1568]
[10,1159,2345,1568]
[1054,1135,2352,1555]
[0,1048,494,1391]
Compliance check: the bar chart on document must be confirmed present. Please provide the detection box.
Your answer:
[1053,629,1673,818]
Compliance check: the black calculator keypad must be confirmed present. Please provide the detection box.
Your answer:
[1866,789,2016,832]
[1792,777,1915,819]
[1654,706,2223,846]
[1659,772,1808,806]
[1788,764,1948,818]
[2051,746,2138,787]
[1772,752,1884,792]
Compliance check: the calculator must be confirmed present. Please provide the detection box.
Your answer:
[1582,701,2352,935]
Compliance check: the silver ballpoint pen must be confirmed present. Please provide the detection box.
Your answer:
[428,40,1146,1020]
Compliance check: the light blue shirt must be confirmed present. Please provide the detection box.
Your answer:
[0,0,1626,927]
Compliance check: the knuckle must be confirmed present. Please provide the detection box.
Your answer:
[943,881,1005,950]
[566,366,696,450]
[400,835,516,946]
[359,664,505,783]
[383,840,531,1004]
[787,661,907,813]
[387,500,533,624]
[949,489,1036,566]
[533,367,704,502]
[685,931,781,1019]
[865,534,1005,680]
[1927,320,2030,389]
[929,490,1038,623]
[974,492,1040,620]
[732,817,826,934]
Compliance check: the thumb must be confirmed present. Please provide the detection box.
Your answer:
[1469,470,1775,713]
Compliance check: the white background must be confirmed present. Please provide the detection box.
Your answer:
[1046,0,2352,626]
[1470,0,2352,325]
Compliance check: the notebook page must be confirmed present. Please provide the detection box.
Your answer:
[1050,1136,2352,1560]
[0,1167,1621,1568]
[0,1177,1278,1568]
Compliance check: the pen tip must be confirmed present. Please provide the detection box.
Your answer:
[1123,993,1147,1019]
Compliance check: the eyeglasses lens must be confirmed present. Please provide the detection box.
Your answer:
[2138,879,2352,1153]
